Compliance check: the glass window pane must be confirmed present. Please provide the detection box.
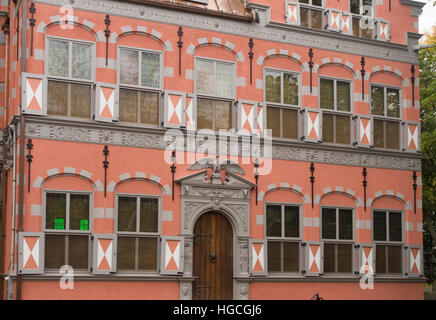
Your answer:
[266,205,281,237]
[337,81,351,112]
[47,81,68,116]
[386,121,399,150]
[216,63,233,98]
[45,234,65,269]
[72,42,92,80]
[283,73,298,105]
[371,86,384,116]
[389,212,402,242]
[265,70,281,103]
[69,194,90,231]
[322,208,337,239]
[320,79,334,110]
[376,245,387,274]
[141,52,160,88]
[363,0,373,15]
[267,241,281,272]
[284,206,299,238]
[282,108,298,139]
[352,17,361,37]
[388,246,402,274]
[322,113,334,143]
[197,98,213,130]
[196,60,214,95]
[68,235,89,270]
[298,0,309,4]
[48,39,69,77]
[300,7,309,29]
[337,243,352,273]
[350,0,360,14]
[373,119,384,148]
[312,0,322,6]
[310,8,323,30]
[283,242,299,272]
[46,193,66,230]
[139,198,158,233]
[386,88,400,118]
[339,209,353,240]
[362,21,373,38]
[120,49,139,85]
[70,83,91,118]
[120,88,138,123]
[336,115,351,145]
[267,107,280,138]
[140,91,159,125]
[373,211,387,241]
[118,197,137,232]
[117,236,136,270]
[323,243,335,273]
[215,100,232,130]
[138,237,158,271]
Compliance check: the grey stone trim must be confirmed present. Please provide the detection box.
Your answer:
[121,25,132,33]
[83,19,95,30]
[333,57,342,64]
[236,51,245,62]
[11,88,16,99]
[149,174,161,184]
[383,65,392,72]
[385,190,394,196]
[356,219,365,229]
[302,62,309,72]
[164,40,173,52]
[280,182,290,189]
[403,99,412,109]
[367,197,373,207]
[417,200,422,209]
[36,21,46,33]
[374,190,383,198]
[394,68,403,77]
[314,194,321,204]
[164,66,174,78]
[197,37,208,45]
[34,49,44,61]
[417,222,423,232]
[31,204,41,216]
[366,220,372,229]
[321,57,330,65]
[64,167,76,174]
[405,222,413,232]
[95,180,104,192]
[236,76,246,87]
[258,191,265,201]
[335,186,344,192]
[322,187,331,194]
[256,55,264,65]
[96,58,116,69]
[137,25,148,33]
[406,200,412,210]
[313,64,319,73]
[267,183,277,191]
[185,69,194,80]
[16,204,25,216]
[162,184,172,195]
[119,172,130,181]
[108,180,116,193]
[211,37,222,45]
[46,168,59,177]
[292,52,301,61]
[313,217,320,227]
[372,65,381,72]
[162,210,173,222]
[225,41,235,51]
[76,170,91,180]
[49,15,61,23]
[256,79,263,89]
[292,184,302,193]
[345,60,354,69]
[355,198,363,207]
[402,78,410,87]
[187,43,195,55]
[16,173,26,186]
[135,172,146,179]
[346,188,356,197]
[94,207,105,219]
[279,49,289,56]
[396,192,404,200]
[256,214,264,225]
[303,193,311,204]
[106,208,114,219]
[266,49,276,56]
[151,29,162,39]
[417,177,422,186]
[96,30,105,42]
[109,32,118,44]
[303,217,312,227]
[33,176,43,188]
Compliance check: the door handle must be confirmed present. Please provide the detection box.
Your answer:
[210,251,216,263]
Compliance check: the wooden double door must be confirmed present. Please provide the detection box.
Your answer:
[193,212,233,300]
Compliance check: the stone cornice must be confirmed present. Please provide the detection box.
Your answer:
[21,116,422,171]
[399,0,426,9]
[33,0,419,64]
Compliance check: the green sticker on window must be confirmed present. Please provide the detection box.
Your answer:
[80,219,89,231]
[54,218,65,230]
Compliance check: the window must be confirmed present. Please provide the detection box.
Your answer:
[299,0,323,30]
[266,204,301,273]
[44,192,91,271]
[373,211,403,275]
[119,47,161,125]
[350,0,374,39]
[321,208,353,273]
[371,85,401,150]
[320,78,351,145]
[46,38,93,119]
[116,196,159,272]
[196,58,234,130]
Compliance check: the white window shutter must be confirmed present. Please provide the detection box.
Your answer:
[185,94,196,131]
[304,242,323,276]
[406,246,423,278]
[249,239,267,276]
[357,245,374,276]
[255,103,266,136]
[375,19,390,42]
[326,9,341,32]
[303,108,322,143]
[94,83,119,123]
[21,73,47,116]
[237,100,257,136]
[160,236,184,275]
[18,232,44,275]
[340,12,352,35]
[403,121,420,153]
[285,1,300,25]
[353,114,373,147]
[92,234,117,274]
[163,91,186,128]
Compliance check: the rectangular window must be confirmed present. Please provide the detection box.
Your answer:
[351,0,374,39]
[265,70,299,106]
[119,48,161,89]
[266,106,298,139]
[196,98,232,131]
[373,211,402,242]
[117,196,159,272]
[119,88,159,125]
[299,0,323,30]
[47,38,93,118]
[196,59,234,98]
[266,204,300,273]
[322,207,353,273]
[373,119,400,150]
[322,113,351,145]
[44,192,91,271]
